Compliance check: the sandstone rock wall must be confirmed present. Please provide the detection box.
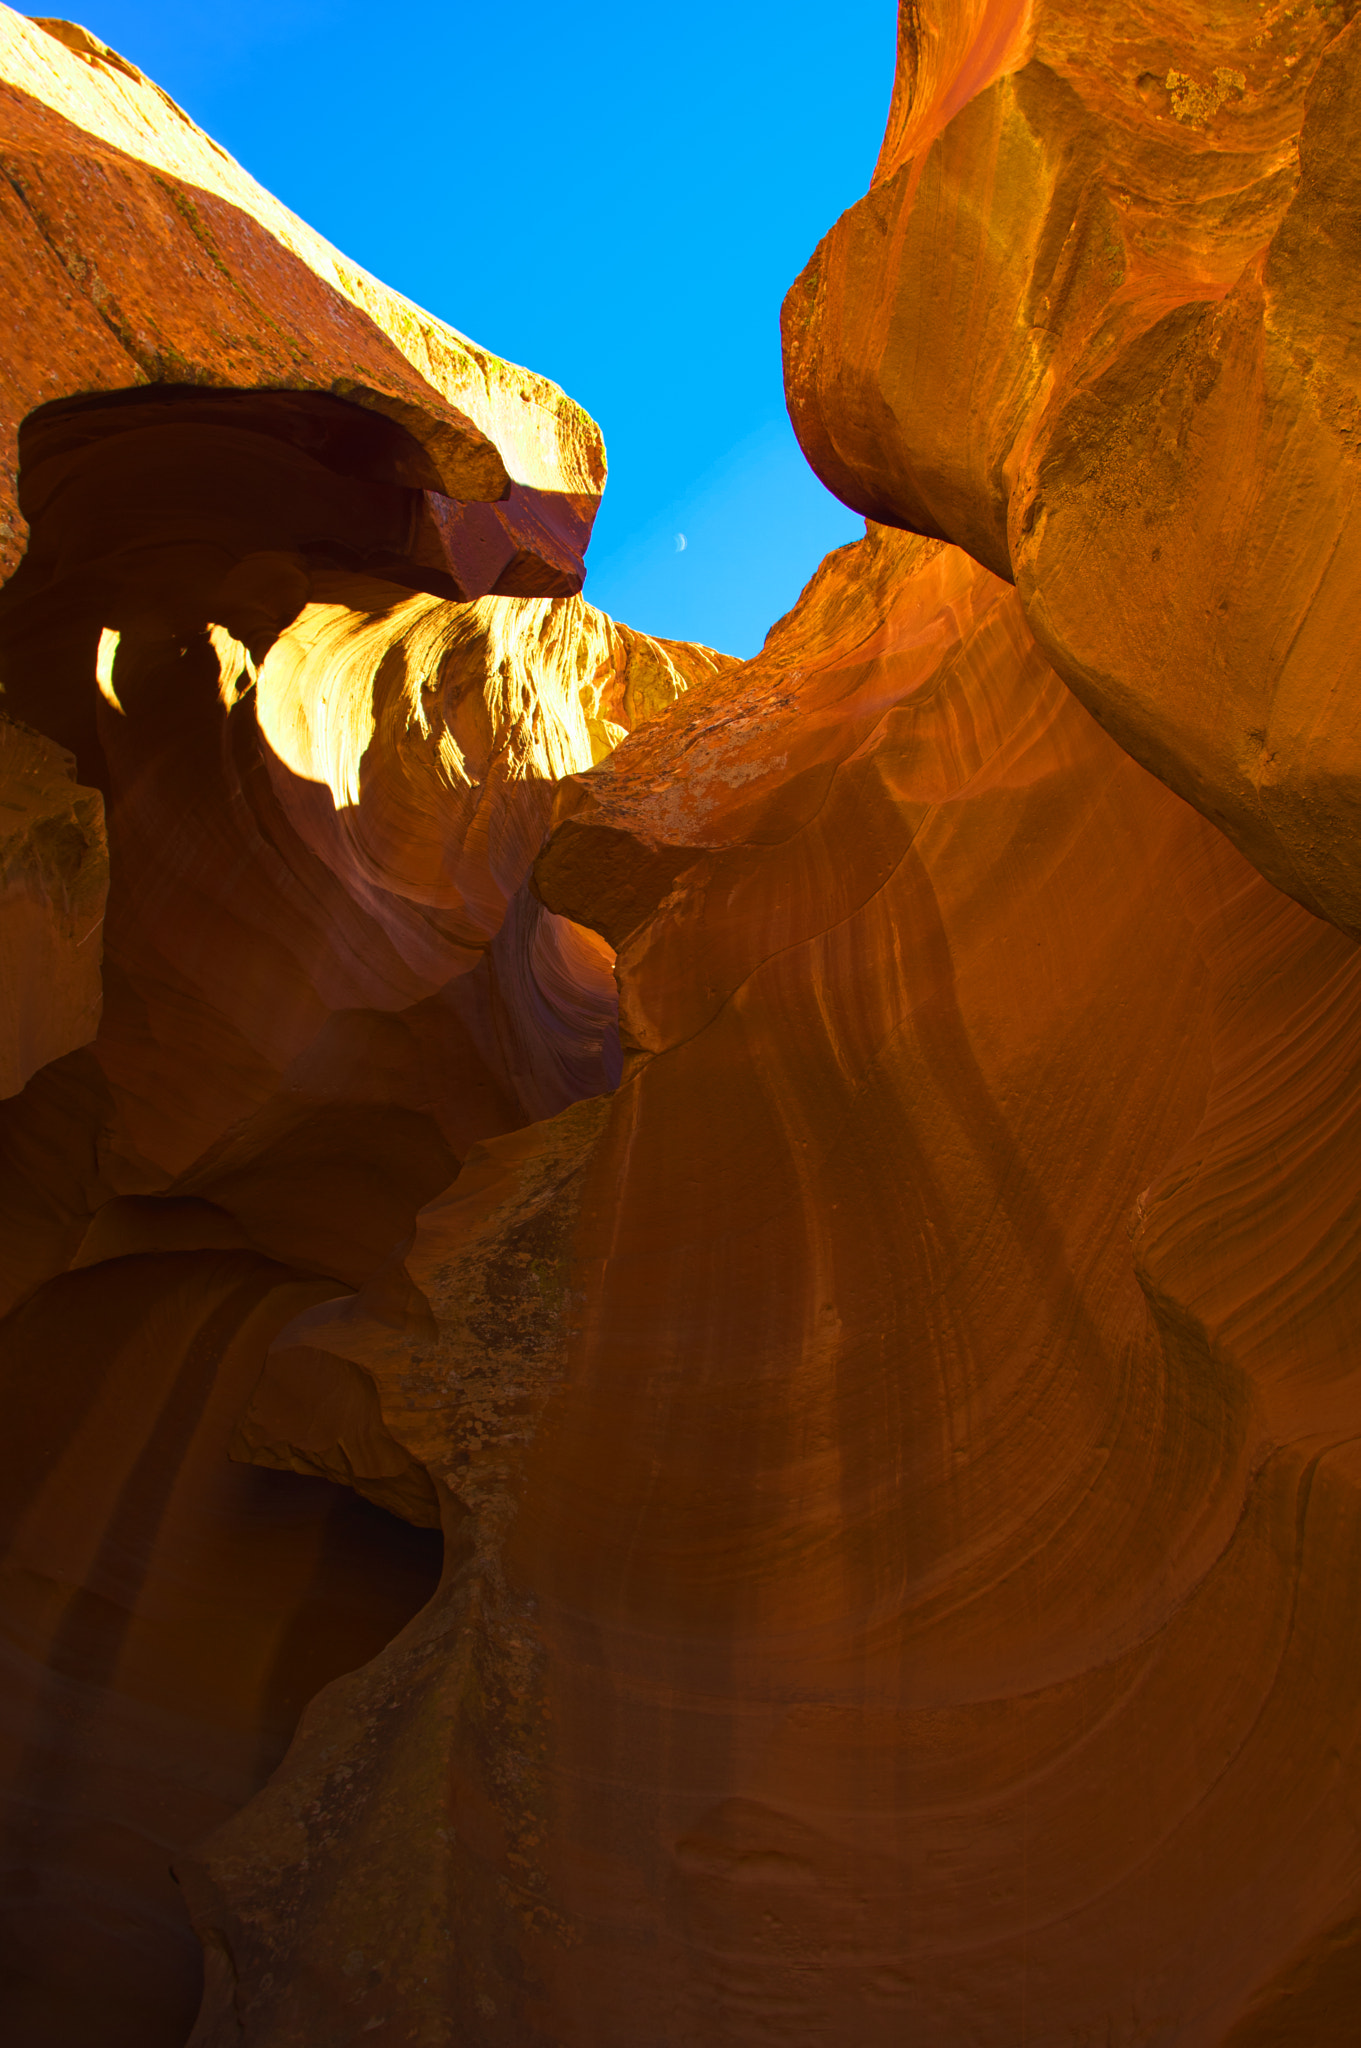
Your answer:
[785,0,1361,944]
[0,1246,443,2047]
[1,6,1360,2047]
[0,8,605,594]
[0,13,729,2038]
[0,527,726,2038]
[183,525,1361,2046]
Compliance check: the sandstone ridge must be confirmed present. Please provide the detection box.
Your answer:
[0,6,603,598]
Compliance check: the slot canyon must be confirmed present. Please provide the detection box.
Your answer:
[0,4,1359,2044]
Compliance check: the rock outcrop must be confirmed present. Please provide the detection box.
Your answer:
[0,12,729,2041]
[0,545,727,2039]
[183,525,1361,2047]
[0,9,604,597]
[1,6,1360,2048]
[785,0,1361,944]
[0,1244,443,2047]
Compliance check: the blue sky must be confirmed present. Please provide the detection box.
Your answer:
[65,2,896,655]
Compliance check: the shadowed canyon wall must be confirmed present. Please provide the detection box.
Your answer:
[1,5,1360,2047]
[0,11,728,2040]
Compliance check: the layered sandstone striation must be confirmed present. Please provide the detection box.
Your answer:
[0,10,605,597]
[0,10,730,2041]
[785,0,1361,943]
[0,542,726,2038]
[0,1246,444,2047]
[1,5,1360,2048]
[184,526,1361,2047]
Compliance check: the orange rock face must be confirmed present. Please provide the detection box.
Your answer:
[785,0,1361,942]
[0,9,603,597]
[1,7,1360,2048]
[0,551,726,2036]
[181,527,1361,2046]
[0,713,104,1098]
[0,13,729,2039]
[0,1246,443,2046]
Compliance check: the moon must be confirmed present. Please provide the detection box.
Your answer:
[674,533,687,552]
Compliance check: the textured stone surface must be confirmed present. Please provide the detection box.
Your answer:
[0,5,604,598]
[75,573,728,1202]
[3,7,1361,2046]
[0,713,104,1097]
[183,526,1361,2046]
[0,18,734,2040]
[785,0,1361,942]
[0,1244,443,2048]
[0,548,727,2036]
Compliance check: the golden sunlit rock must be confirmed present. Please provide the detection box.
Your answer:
[183,526,1361,2046]
[0,7,604,598]
[785,0,1361,942]
[0,12,727,2037]
[2,5,1361,2046]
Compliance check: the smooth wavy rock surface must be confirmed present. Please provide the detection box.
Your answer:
[785,0,1361,942]
[0,552,728,2039]
[2,10,1360,2046]
[180,524,1361,2047]
[81,575,727,1199]
[0,1247,444,2048]
[0,713,104,1098]
[0,31,731,2018]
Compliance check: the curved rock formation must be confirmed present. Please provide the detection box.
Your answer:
[0,7,605,596]
[0,14,731,2038]
[785,0,1361,942]
[183,525,1361,2046]
[0,535,728,2037]
[2,6,1360,2046]
[0,1245,444,2048]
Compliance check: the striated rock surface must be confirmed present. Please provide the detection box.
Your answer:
[0,713,104,1097]
[79,571,728,1204]
[0,547,728,2035]
[0,16,733,2042]
[0,6,604,597]
[182,525,1361,2046]
[2,8,1360,2047]
[0,1245,444,2048]
[785,0,1361,942]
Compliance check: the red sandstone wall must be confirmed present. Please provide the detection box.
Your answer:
[0,5,1359,2045]
[183,529,1361,2045]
